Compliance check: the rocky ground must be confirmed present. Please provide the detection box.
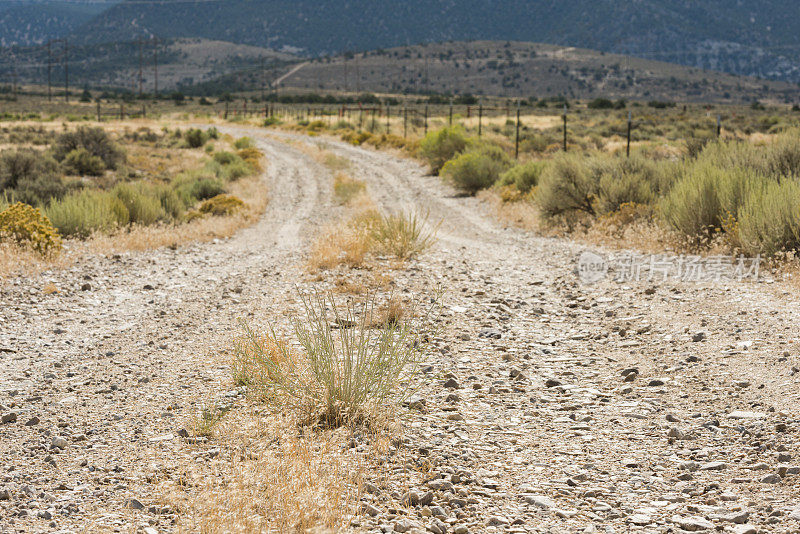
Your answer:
[1,127,800,533]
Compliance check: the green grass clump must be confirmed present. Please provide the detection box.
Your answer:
[370,210,437,259]
[441,150,508,195]
[46,189,129,237]
[234,292,429,428]
[737,180,800,255]
[112,183,168,226]
[419,126,469,174]
[333,172,366,205]
[499,161,547,193]
[63,148,105,176]
[233,137,255,149]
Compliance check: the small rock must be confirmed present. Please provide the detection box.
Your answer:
[692,332,707,342]
[394,519,414,533]
[524,494,555,510]
[731,526,757,534]
[629,514,652,526]
[124,498,144,510]
[671,515,713,531]
[443,378,460,389]
[51,436,68,450]
[362,503,380,517]
[760,474,781,484]
[700,461,727,471]
[453,526,469,534]
[1,412,17,424]
[727,411,766,420]
[25,416,40,426]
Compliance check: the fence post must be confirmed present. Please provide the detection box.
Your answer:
[449,99,453,126]
[627,111,632,158]
[142,104,146,118]
[424,105,429,135]
[562,104,568,152]
[224,101,229,120]
[359,106,363,129]
[403,107,408,138]
[514,100,521,160]
[96,101,101,121]
[386,105,390,133]
[717,115,722,137]
[120,103,124,120]
[478,102,483,137]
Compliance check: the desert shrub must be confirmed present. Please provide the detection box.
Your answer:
[0,150,49,190]
[199,194,245,216]
[112,183,167,225]
[46,190,129,237]
[184,128,209,148]
[52,127,124,170]
[63,148,105,176]
[595,155,678,215]
[661,163,761,239]
[737,180,800,255]
[234,292,427,427]
[0,202,62,255]
[12,174,75,207]
[233,137,255,149]
[535,153,600,217]
[370,211,437,259]
[237,147,264,172]
[221,159,252,181]
[177,177,225,205]
[333,173,366,205]
[263,117,281,127]
[155,185,184,220]
[0,150,70,206]
[440,151,506,195]
[419,126,469,173]
[213,151,237,165]
[499,161,546,193]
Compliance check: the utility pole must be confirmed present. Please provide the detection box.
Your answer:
[515,100,521,160]
[626,111,632,158]
[47,41,52,101]
[64,39,69,103]
[12,51,17,97]
[260,56,265,101]
[153,37,159,98]
[355,53,360,94]
[138,38,144,98]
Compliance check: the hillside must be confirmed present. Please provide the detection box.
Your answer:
[0,38,295,92]
[0,0,115,46]
[203,41,799,104]
[72,0,800,82]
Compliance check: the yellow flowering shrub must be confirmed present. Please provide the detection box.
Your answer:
[199,194,245,216]
[0,202,62,256]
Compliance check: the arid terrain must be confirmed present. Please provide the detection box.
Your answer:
[1,125,800,533]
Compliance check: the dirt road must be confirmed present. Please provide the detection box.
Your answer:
[1,128,799,533]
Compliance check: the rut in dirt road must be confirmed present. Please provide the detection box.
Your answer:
[1,128,800,534]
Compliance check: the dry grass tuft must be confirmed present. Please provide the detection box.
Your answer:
[169,411,364,533]
[333,172,367,205]
[234,291,428,429]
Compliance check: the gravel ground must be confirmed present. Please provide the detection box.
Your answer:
[1,128,799,534]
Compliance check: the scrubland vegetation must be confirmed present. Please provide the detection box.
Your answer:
[262,100,800,260]
[0,121,265,276]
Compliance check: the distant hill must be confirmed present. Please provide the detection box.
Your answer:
[0,0,115,46]
[71,0,800,82]
[202,41,799,104]
[0,37,295,92]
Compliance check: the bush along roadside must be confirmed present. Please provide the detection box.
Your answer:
[421,124,800,258]
[0,126,264,250]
